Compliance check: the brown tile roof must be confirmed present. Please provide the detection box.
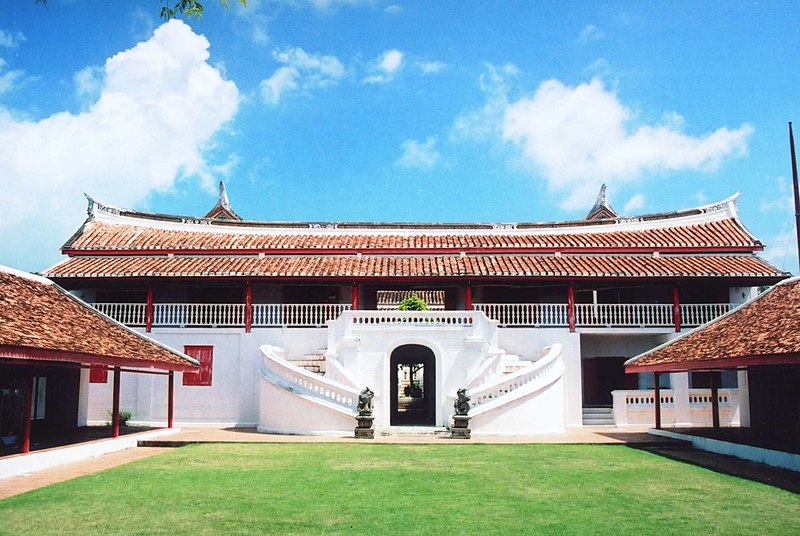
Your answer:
[626,277,800,372]
[44,253,784,280]
[0,266,197,370]
[64,218,760,253]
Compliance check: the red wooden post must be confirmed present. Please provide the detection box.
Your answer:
[710,371,720,429]
[567,282,576,333]
[465,282,473,310]
[653,372,662,430]
[672,284,681,333]
[145,284,154,333]
[351,284,359,310]
[245,280,253,333]
[21,374,34,453]
[167,371,175,428]
[112,366,121,438]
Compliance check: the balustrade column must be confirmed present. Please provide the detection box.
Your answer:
[672,285,681,333]
[145,285,154,332]
[567,282,576,332]
[245,281,253,333]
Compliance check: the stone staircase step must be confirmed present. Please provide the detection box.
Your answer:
[375,426,449,437]
[582,406,614,426]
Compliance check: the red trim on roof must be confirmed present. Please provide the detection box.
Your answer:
[626,353,800,373]
[0,345,198,372]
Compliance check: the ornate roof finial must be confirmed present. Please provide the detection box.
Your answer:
[204,181,242,220]
[585,183,618,220]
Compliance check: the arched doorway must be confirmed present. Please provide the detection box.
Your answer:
[390,345,436,426]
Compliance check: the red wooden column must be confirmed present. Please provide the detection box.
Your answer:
[245,280,253,333]
[167,371,175,428]
[21,374,34,454]
[567,282,576,333]
[465,282,473,310]
[653,372,662,430]
[112,366,121,438]
[145,284,154,333]
[710,371,720,429]
[672,284,681,333]
[351,284,359,310]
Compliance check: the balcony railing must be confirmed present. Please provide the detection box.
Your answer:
[473,303,733,328]
[92,301,733,330]
[92,303,350,328]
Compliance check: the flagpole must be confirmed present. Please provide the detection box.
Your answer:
[790,122,800,273]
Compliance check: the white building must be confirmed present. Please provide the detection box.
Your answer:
[44,186,787,435]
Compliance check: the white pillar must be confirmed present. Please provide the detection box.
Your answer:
[671,371,691,427]
[737,369,750,427]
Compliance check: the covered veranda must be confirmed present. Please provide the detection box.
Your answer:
[0,266,198,456]
[625,276,800,460]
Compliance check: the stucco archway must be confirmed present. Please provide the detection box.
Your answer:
[389,344,436,426]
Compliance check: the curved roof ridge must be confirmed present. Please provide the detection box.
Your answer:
[81,193,744,237]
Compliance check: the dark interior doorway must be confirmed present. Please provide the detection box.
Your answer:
[390,345,436,426]
[582,356,637,406]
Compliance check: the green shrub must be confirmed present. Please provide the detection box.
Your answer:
[398,294,429,311]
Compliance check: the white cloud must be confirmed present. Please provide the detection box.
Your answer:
[0,29,25,48]
[73,66,104,108]
[502,78,753,209]
[396,137,440,170]
[622,193,645,214]
[761,230,797,274]
[260,46,344,104]
[417,60,447,74]
[452,63,519,140]
[0,20,239,270]
[579,24,604,43]
[363,49,403,84]
[0,58,25,95]
[385,5,403,15]
[760,176,795,213]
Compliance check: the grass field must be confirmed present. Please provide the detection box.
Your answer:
[1,443,799,535]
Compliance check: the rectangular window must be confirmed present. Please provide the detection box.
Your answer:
[183,345,213,386]
[31,377,46,420]
[89,365,109,384]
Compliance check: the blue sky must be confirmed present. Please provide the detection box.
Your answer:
[1,1,798,273]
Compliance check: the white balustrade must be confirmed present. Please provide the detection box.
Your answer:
[574,303,673,327]
[259,345,358,413]
[252,303,351,327]
[680,303,733,327]
[152,303,245,327]
[92,303,146,326]
[473,303,568,327]
[469,344,564,411]
[612,388,739,427]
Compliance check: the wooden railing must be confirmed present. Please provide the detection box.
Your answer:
[92,303,146,326]
[252,304,351,327]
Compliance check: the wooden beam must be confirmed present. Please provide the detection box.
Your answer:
[167,371,175,429]
[465,282,473,311]
[145,284,154,333]
[21,374,34,454]
[672,284,681,333]
[710,370,720,429]
[653,372,662,430]
[567,282,576,333]
[112,366,121,438]
[351,284,359,310]
[244,280,253,333]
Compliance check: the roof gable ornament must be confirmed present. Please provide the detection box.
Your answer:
[205,181,242,221]
[585,184,619,221]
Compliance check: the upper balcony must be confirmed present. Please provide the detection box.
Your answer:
[90,301,733,331]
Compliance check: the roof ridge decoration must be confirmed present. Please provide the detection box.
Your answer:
[205,181,242,221]
[585,184,619,221]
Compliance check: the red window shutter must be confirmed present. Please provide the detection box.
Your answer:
[183,346,213,386]
[89,365,109,384]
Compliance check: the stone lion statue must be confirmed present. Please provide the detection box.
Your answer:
[454,388,470,416]
[357,386,374,416]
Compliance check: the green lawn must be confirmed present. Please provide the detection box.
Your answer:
[1,444,799,535]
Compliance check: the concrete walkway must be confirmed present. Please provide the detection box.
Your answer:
[2,426,798,499]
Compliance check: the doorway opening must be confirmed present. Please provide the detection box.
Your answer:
[390,345,436,426]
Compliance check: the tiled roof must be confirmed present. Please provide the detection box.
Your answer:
[626,277,800,372]
[64,218,760,253]
[45,254,784,280]
[62,195,764,254]
[0,266,197,370]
